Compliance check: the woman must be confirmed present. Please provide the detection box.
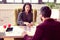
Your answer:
[17,3,33,26]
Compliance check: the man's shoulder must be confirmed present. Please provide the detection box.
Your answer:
[37,23,45,28]
[37,20,60,28]
[55,21,60,25]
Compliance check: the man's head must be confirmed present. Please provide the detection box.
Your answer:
[40,6,51,21]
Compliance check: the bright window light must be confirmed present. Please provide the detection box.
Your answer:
[15,0,22,3]
[42,0,48,2]
[6,0,14,3]
[56,0,60,3]
[31,0,38,3]
[51,9,59,19]
[49,0,54,2]
[0,0,2,1]
[24,0,31,3]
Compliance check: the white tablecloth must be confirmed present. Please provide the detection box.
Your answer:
[0,26,36,37]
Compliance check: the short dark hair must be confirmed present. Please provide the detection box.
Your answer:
[40,6,51,18]
[22,3,32,13]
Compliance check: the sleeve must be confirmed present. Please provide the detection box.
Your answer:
[17,12,23,25]
[32,26,44,40]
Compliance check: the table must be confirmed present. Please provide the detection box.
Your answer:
[0,26,36,40]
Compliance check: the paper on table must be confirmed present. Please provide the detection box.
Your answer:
[0,26,6,32]
[27,26,36,36]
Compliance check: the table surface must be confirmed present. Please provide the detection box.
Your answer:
[0,26,36,38]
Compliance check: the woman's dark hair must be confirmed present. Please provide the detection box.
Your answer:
[22,3,32,13]
[40,6,51,18]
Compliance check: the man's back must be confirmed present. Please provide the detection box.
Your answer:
[32,19,60,40]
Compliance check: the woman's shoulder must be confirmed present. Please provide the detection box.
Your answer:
[19,12,24,14]
[18,12,25,15]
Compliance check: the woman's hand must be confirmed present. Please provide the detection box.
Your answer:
[30,22,34,26]
[27,22,34,28]
[24,22,29,25]
[24,22,34,27]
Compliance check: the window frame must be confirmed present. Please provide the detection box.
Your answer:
[4,0,40,4]
[0,0,58,4]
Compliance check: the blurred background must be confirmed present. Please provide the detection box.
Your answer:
[0,0,60,40]
[0,0,60,26]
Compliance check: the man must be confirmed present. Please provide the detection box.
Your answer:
[0,39,3,40]
[32,6,60,40]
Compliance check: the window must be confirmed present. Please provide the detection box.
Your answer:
[56,0,60,3]
[42,0,48,2]
[6,0,38,3]
[6,0,14,3]
[15,0,22,3]
[51,9,59,19]
[49,0,54,2]
[42,0,54,2]
[23,0,38,3]
[0,0,2,1]
[31,0,38,3]
[23,0,31,3]
[2,0,56,4]
[6,0,22,3]
[0,0,58,4]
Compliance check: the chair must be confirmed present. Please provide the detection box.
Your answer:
[15,8,37,25]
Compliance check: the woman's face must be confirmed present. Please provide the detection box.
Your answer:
[25,5,30,13]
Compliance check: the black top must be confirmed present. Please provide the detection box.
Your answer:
[17,12,33,25]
